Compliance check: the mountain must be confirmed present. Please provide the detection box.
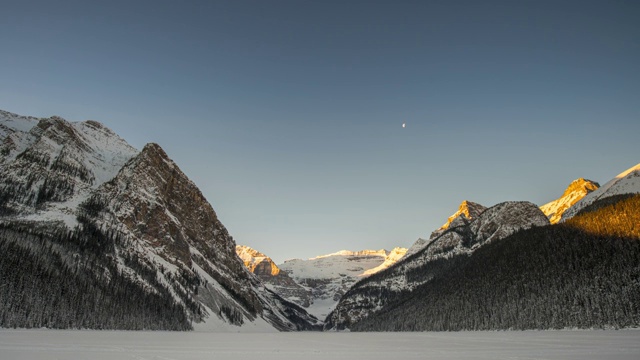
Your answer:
[236,245,312,307]
[405,200,486,258]
[351,193,640,331]
[0,110,320,331]
[540,178,599,224]
[561,163,640,221]
[325,201,549,330]
[279,249,403,319]
[237,248,407,320]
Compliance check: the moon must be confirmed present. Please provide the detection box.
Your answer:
[402,123,406,128]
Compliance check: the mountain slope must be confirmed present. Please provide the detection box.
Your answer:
[540,178,599,224]
[352,194,640,331]
[561,163,640,221]
[0,110,319,331]
[325,201,549,330]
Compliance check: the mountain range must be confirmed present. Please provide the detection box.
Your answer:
[326,164,640,331]
[236,246,407,319]
[1,108,639,332]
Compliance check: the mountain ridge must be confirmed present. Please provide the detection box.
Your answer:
[325,201,549,330]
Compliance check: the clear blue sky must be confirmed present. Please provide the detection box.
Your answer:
[1,0,638,263]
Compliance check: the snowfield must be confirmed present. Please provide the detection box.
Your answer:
[0,330,638,360]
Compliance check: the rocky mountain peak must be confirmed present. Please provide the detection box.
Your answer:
[236,245,281,276]
[405,200,487,257]
[541,178,600,224]
[83,140,321,330]
[438,200,486,232]
[96,141,230,267]
[563,178,600,197]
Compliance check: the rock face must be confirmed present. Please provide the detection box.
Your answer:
[561,163,640,221]
[0,110,320,331]
[405,200,486,258]
[324,201,550,330]
[540,178,599,224]
[236,245,312,307]
[237,245,281,276]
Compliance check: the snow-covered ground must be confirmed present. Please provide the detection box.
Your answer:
[0,330,638,360]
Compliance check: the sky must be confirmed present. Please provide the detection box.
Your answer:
[1,0,638,263]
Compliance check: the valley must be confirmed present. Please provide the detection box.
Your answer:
[1,108,639,333]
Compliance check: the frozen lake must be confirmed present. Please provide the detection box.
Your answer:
[1,329,639,360]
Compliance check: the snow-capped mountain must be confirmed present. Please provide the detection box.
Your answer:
[0,110,319,331]
[405,200,486,258]
[561,163,640,221]
[540,178,599,224]
[325,201,549,330]
[279,249,407,319]
[236,245,312,307]
[237,247,407,320]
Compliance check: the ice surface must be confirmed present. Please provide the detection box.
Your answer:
[0,330,638,360]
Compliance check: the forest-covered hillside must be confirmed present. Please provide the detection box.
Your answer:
[352,194,640,331]
[0,220,192,330]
